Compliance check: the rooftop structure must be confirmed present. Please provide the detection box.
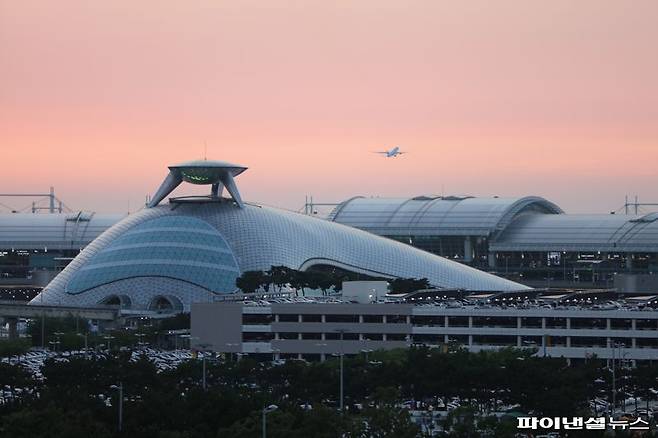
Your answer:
[493,212,658,253]
[329,195,563,237]
[148,159,248,208]
[0,212,125,251]
[330,196,658,288]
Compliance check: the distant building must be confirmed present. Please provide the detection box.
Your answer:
[30,161,524,311]
[191,298,658,363]
[330,197,658,289]
[0,212,124,289]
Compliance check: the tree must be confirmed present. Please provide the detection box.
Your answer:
[27,315,86,347]
[356,406,421,438]
[235,270,269,293]
[0,338,30,358]
[268,265,295,292]
[0,405,112,438]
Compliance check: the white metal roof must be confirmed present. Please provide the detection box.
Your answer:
[329,196,563,237]
[0,213,125,250]
[491,213,658,253]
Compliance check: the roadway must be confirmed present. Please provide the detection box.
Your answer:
[0,300,120,339]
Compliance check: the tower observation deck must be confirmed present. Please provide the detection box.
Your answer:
[148,160,248,208]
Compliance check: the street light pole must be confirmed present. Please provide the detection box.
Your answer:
[612,344,616,415]
[334,329,348,412]
[197,343,212,391]
[262,409,267,438]
[40,292,45,349]
[262,404,278,438]
[111,382,123,432]
[118,382,123,432]
[103,335,115,352]
[77,333,88,358]
[340,338,344,412]
[611,341,624,416]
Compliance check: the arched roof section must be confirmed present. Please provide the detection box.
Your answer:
[329,196,563,237]
[491,213,658,253]
[0,212,124,250]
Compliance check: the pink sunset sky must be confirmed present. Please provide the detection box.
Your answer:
[1,0,656,214]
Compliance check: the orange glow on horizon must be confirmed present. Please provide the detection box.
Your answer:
[1,1,656,214]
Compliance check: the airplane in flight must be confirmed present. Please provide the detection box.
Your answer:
[373,146,406,158]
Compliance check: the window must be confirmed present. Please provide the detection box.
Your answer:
[302,314,322,323]
[277,314,298,323]
[520,317,542,328]
[243,314,273,325]
[325,332,359,340]
[447,316,469,327]
[386,315,408,324]
[325,314,359,323]
[362,315,384,324]
[411,315,443,327]
[242,332,273,342]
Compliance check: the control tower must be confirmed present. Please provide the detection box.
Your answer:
[148,159,247,208]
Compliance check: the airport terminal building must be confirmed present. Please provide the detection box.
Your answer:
[0,212,124,299]
[330,196,658,288]
[0,160,656,308]
[28,161,525,311]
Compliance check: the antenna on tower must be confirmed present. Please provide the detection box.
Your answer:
[203,141,208,161]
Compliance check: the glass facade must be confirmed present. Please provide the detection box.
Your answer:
[66,216,239,294]
[38,199,526,310]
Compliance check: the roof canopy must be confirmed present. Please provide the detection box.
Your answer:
[329,196,563,237]
[0,213,125,250]
[491,213,658,253]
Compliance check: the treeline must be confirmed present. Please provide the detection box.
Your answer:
[236,265,346,295]
[235,265,430,296]
[1,347,654,437]
[0,351,422,438]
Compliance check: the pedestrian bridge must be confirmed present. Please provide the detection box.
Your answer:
[0,300,120,321]
[0,300,121,339]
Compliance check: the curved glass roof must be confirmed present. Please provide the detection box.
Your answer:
[491,214,658,252]
[0,212,124,250]
[37,201,529,310]
[66,216,239,294]
[329,196,563,237]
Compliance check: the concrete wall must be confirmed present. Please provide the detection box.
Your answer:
[190,302,242,351]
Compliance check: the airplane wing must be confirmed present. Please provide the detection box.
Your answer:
[372,151,389,154]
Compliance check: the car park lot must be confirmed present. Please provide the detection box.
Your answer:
[0,347,217,377]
